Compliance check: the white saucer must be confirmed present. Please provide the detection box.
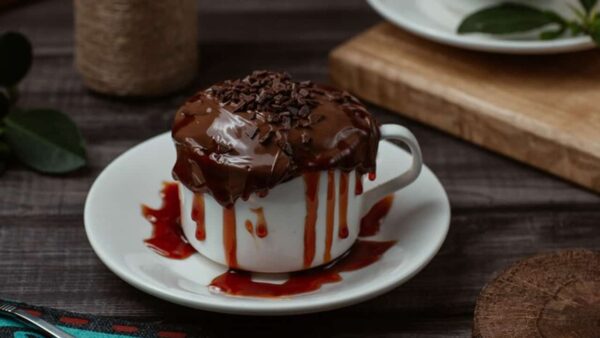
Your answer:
[84,132,450,315]
[367,0,595,54]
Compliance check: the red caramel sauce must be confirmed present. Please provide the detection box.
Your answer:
[338,172,350,239]
[244,220,254,235]
[303,172,320,268]
[324,170,336,262]
[191,193,206,241]
[368,172,376,181]
[141,183,195,259]
[210,240,395,297]
[142,181,395,298]
[246,207,268,238]
[355,173,363,195]
[359,195,394,237]
[223,206,238,268]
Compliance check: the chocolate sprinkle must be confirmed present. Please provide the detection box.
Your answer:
[203,71,359,132]
[245,125,259,139]
[301,132,311,144]
[281,142,294,156]
[258,126,274,144]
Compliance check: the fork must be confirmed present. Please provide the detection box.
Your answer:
[0,303,75,338]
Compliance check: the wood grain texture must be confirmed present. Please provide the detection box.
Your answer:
[330,23,600,193]
[473,250,600,337]
[0,1,599,337]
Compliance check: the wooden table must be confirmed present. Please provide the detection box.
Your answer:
[1,1,599,337]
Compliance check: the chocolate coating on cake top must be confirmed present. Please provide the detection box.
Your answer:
[172,71,379,207]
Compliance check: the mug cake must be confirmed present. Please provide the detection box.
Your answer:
[171,70,422,273]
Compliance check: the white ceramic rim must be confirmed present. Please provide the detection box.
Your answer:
[367,0,595,54]
[84,132,451,315]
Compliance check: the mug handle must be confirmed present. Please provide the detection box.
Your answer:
[361,124,423,214]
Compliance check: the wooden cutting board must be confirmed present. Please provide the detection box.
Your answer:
[330,23,600,193]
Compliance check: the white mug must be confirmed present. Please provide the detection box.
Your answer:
[180,124,423,273]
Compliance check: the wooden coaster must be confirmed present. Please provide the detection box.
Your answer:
[473,250,600,337]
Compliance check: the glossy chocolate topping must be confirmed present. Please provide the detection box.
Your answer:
[172,71,379,207]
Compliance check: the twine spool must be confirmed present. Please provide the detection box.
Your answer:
[74,0,198,97]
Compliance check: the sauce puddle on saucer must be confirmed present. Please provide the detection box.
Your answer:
[141,182,395,298]
[210,240,395,297]
[141,182,195,259]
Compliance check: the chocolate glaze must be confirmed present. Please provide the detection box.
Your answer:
[172,71,380,207]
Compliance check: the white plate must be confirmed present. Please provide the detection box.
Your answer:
[367,0,595,54]
[84,132,450,315]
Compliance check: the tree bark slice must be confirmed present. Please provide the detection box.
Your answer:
[473,250,600,338]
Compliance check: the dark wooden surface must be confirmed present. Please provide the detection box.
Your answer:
[1,1,599,337]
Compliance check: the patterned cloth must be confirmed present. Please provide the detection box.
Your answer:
[0,301,209,338]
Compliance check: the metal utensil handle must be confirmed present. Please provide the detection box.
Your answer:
[12,309,75,338]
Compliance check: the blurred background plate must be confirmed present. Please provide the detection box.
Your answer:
[367,0,595,54]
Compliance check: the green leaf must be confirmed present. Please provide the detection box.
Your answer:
[4,108,87,174]
[588,17,600,44]
[0,32,33,87]
[580,0,597,14]
[568,21,585,35]
[569,3,587,21]
[540,26,567,40]
[458,3,565,35]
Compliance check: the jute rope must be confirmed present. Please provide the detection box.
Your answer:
[74,0,198,97]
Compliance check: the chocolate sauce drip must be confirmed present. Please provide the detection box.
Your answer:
[244,219,254,235]
[247,207,268,238]
[355,173,364,195]
[142,183,396,297]
[192,193,206,241]
[303,172,320,268]
[142,183,195,259]
[324,170,336,262]
[172,71,380,207]
[359,195,394,237]
[338,172,350,239]
[223,206,238,268]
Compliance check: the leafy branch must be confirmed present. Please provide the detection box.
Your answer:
[0,31,87,175]
[458,0,600,44]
